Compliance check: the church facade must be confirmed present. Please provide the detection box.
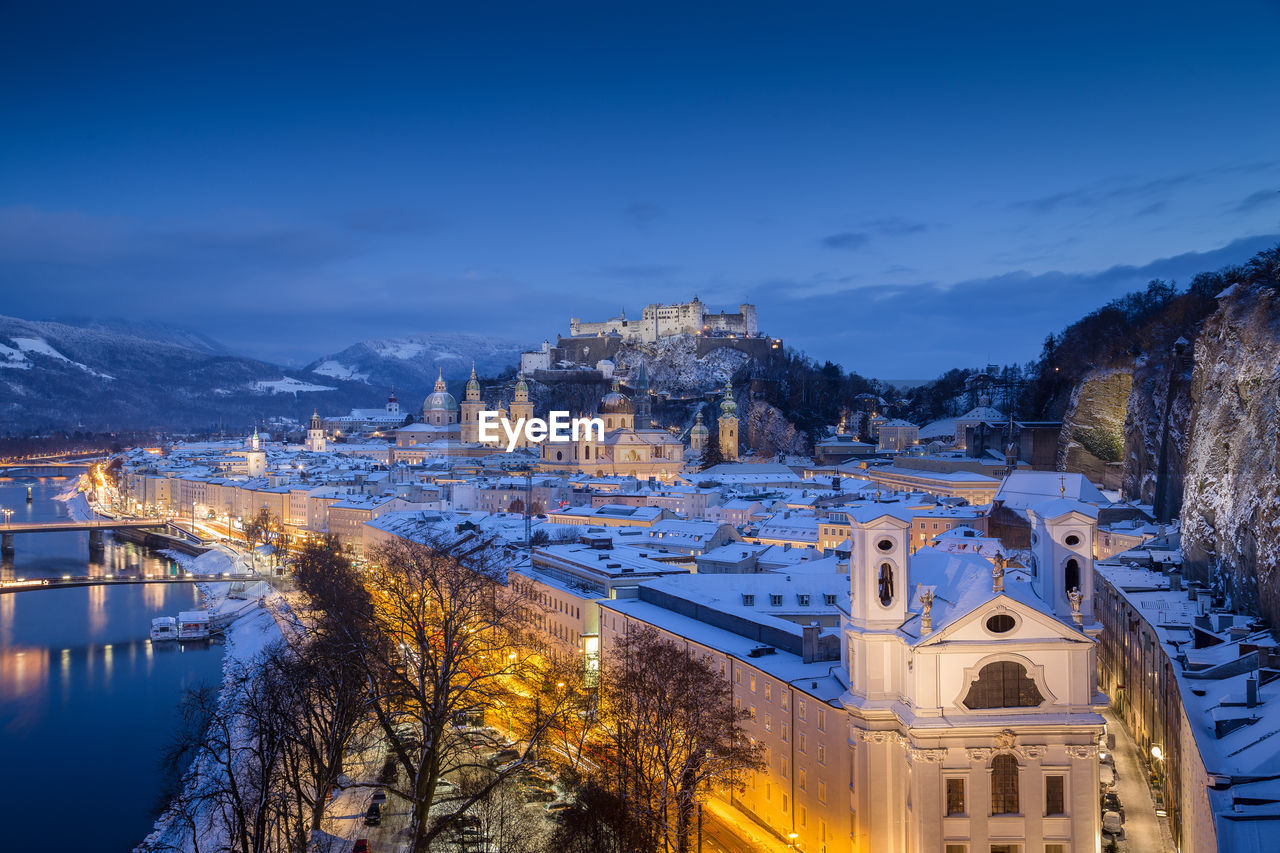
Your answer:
[538,380,687,481]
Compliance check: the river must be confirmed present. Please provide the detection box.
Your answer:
[0,477,225,851]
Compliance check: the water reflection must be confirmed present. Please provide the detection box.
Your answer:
[0,478,225,850]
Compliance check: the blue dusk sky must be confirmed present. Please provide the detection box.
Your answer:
[1,1,1278,378]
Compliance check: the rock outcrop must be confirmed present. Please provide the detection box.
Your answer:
[1058,368,1131,491]
[1180,284,1280,622]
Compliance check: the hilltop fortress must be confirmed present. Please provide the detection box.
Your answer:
[569,297,758,342]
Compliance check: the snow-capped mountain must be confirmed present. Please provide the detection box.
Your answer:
[0,315,375,432]
[306,334,530,389]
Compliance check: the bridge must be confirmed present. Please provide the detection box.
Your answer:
[0,518,203,556]
[0,458,102,476]
[0,574,213,594]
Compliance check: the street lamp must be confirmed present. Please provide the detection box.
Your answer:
[1150,745,1163,761]
[788,831,800,849]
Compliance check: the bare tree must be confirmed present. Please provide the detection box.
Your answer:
[242,507,272,573]
[298,532,584,853]
[597,626,764,853]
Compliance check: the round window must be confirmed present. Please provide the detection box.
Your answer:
[986,613,1016,633]
[1065,533,1081,547]
[876,538,894,552]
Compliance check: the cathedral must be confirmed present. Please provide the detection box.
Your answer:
[539,379,687,481]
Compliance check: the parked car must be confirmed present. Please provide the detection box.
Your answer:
[1102,792,1124,821]
[1099,764,1116,788]
[1102,810,1124,838]
[487,748,520,767]
[351,841,370,853]
[449,813,482,835]
[364,803,382,826]
[371,789,387,808]
[524,786,557,803]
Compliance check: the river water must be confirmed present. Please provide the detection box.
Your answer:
[0,477,225,851]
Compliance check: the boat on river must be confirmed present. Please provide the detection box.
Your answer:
[149,616,178,642]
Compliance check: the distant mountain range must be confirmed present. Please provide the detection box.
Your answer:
[306,334,528,390]
[0,315,529,434]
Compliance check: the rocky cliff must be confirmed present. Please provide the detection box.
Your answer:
[1180,283,1280,622]
[1058,368,1131,491]
[1121,343,1194,520]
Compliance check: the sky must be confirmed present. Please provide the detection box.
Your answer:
[2,1,1279,378]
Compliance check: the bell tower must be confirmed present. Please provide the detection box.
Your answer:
[1027,499,1097,622]
[460,363,484,443]
[306,410,326,453]
[848,509,911,629]
[718,379,739,461]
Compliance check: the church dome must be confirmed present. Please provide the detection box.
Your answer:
[423,370,459,412]
[690,410,709,436]
[600,380,634,415]
[465,363,480,394]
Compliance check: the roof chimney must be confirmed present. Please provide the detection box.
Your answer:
[1247,676,1259,709]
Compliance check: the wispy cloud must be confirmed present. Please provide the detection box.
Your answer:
[1234,189,1280,213]
[821,231,870,250]
[1012,161,1279,215]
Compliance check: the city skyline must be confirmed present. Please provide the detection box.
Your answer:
[3,1,1279,376]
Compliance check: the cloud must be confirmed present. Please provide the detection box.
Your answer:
[1234,189,1280,213]
[1013,161,1279,215]
[622,202,663,228]
[750,233,1280,378]
[821,231,870,250]
[1136,201,1167,217]
[861,217,928,236]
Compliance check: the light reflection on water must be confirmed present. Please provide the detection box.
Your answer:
[0,478,226,851]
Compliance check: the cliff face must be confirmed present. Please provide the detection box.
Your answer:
[1121,345,1194,519]
[1058,368,1131,491]
[1180,284,1280,622]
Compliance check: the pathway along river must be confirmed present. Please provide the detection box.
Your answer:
[0,477,224,851]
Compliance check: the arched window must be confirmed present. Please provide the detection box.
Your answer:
[963,661,1044,709]
[1064,558,1080,597]
[877,563,894,606]
[991,754,1020,815]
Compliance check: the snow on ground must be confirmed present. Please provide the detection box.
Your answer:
[311,359,371,382]
[10,336,115,379]
[253,376,337,395]
[54,485,95,520]
[161,546,244,576]
[138,579,293,853]
[0,341,31,369]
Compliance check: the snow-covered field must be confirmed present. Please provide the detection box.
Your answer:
[311,358,371,382]
[2,335,115,379]
[253,376,337,394]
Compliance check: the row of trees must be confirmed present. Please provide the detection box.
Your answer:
[148,532,760,853]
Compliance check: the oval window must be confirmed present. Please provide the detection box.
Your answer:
[876,538,894,552]
[986,614,1016,633]
[1064,534,1081,547]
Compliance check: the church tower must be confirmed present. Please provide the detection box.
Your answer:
[689,409,708,455]
[1027,498,1098,622]
[718,379,739,461]
[386,388,401,417]
[306,410,326,453]
[246,426,266,477]
[508,372,535,447]
[633,361,652,427]
[460,363,484,443]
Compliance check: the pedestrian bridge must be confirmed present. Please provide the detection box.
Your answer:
[0,574,212,594]
[1,518,204,556]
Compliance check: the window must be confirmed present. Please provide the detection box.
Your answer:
[876,538,894,552]
[817,744,826,765]
[765,682,772,702]
[780,757,788,778]
[798,769,807,791]
[742,594,756,606]
[749,705,756,719]
[781,692,788,710]
[750,675,757,692]
[764,714,772,732]
[1064,533,1080,546]
[878,563,894,606]
[798,699,807,720]
[1064,558,1080,596]
[946,778,965,815]
[945,847,967,853]
[797,594,811,606]
[799,734,807,753]
[986,613,1016,633]
[1045,845,1066,853]
[735,669,741,685]
[781,724,788,742]
[818,709,827,731]
[963,662,1045,709]
[991,754,1020,815]
[825,593,837,606]
[1045,775,1064,815]
[818,781,827,803]
[770,594,783,606]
